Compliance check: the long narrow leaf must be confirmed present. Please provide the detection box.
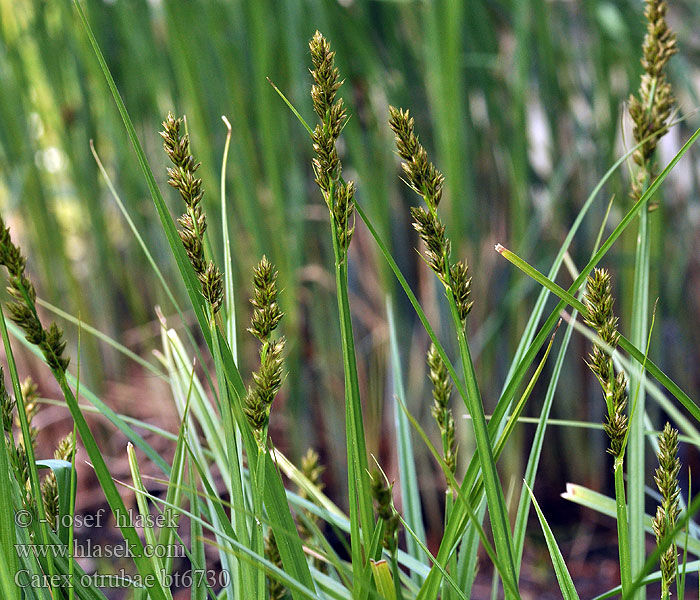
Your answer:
[387,298,426,572]
[495,245,700,423]
[524,483,580,600]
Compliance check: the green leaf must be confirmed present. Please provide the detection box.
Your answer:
[386,298,426,573]
[495,244,700,424]
[628,192,650,600]
[36,459,75,545]
[524,483,580,600]
[370,560,397,600]
[127,443,167,586]
[219,115,238,357]
[562,484,700,558]
[188,462,207,600]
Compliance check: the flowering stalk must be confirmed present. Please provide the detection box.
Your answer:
[0,217,69,532]
[245,256,285,600]
[627,3,677,586]
[628,0,677,209]
[309,31,374,579]
[388,107,472,323]
[583,269,628,458]
[389,105,518,595]
[0,206,168,596]
[0,217,69,373]
[0,219,70,585]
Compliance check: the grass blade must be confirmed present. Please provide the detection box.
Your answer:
[495,245,700,422]
[524,483,580,600]
[387,298,426,573]
[219,115,237,357]
[628,200,651,597]
[562,483,700,557]
[370,560,397,600]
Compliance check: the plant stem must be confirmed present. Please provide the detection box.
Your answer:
[614,456,632,597]
[446,293,519,597]
[330,215,374,595]
[629,202,650,600]
[210,320,248,596]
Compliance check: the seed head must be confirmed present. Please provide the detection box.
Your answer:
[309,32,355,255]
[583,269,628,457]
[161,113,223,313]
[249,256,283,342]
[583,269,619,348]
[56,432,76,461]
[245,257,285,440]
[389,105,475,321]
[602,370,629,458]
[41,474,59,530]
[370,469,399,553]
[333,181,355,252]
[389,106,444,210]
[628,0,677,206]
[40,431,75,531]
[652,422,681,597]
[10,442,32,510]
[301,448,325,494]
[244,337,285,435]
[427,344,457,479]
[18,377,40,440]
[0,368,14,433]
[309,31,343,122]
[0,216,69,372]
[450,261,473,322]
[297,448,326,563]
[410,206,450,282]
[201,262,224,315]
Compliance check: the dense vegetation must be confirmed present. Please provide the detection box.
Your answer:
[1,1,700,598]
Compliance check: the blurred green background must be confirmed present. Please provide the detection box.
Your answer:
[1,0,700,547]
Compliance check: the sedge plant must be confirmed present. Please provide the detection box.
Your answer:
[2,7,700,600]
[627,3,678,592]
